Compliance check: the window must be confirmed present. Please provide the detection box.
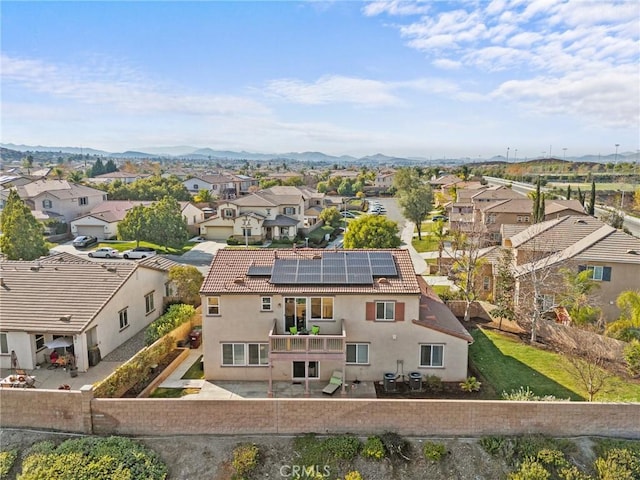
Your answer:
[346,343,369,364]
[483,277,491,291]
[242,227,252,237]
[376,301,395,321]
[35,334,45,351]
[284,207,296,215]
[281,227,290,237]
[310,297,333,320]
[222,208,235,218]
[537,294,555,311]
[420,344,444,367]
[207,297,220,315]
[1,333,8,354]
[266,208,271,216]
[119,308,129,330]
[222,343,268,366]
[248,344,269,365]
[193,183,199,190]
[79,196,88,206]
[517,215,530,223]
[165,281,175,297]
[42,199,52,209]
[145,291,155,314]
[487,214,496,224]
[579,265,611,282]
[261,297,272,311]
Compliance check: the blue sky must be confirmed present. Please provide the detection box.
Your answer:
[2,1,639,159]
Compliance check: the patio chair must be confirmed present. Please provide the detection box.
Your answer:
[311,325,320,335]
[289,326,298,335]
[322,370,343,395]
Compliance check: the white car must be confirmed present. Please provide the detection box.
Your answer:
[122,247,157,259]
[88,248,119,258]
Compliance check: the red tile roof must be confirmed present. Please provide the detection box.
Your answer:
[200,248,421,295]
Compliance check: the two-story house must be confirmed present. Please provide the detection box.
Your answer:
[199,248,473,396]
[0,253,181,373]
[503,215,640,321]
[183,173,253,200]
[199,186,325,242]
[14,179,107,224]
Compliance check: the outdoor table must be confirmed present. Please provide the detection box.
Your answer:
[0,374,35,388]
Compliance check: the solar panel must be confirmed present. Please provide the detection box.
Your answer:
[247,265,272,276]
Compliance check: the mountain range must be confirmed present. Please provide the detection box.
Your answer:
[1,143,637,165]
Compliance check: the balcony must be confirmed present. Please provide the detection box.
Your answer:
[268,320,346,361]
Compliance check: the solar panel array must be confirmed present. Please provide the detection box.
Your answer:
[268,251,398,285]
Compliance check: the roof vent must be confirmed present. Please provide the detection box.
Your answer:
[312,254,322,260]
[59,314,72,322]
[30,265,41,272]
[574,219,588,224]
[627,249,639,255]
[106,266,117,273]
[377,277,389,284]
[233,277,245,284]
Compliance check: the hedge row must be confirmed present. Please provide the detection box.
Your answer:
[145,304,195,346]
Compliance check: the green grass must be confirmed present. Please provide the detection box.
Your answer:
[309,225,335,242]
[96,240,197,254]
[181,355,204,380]
[149,387,200,398]
[470,328,640,402]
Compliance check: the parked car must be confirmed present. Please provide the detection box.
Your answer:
[72,235,98,248]
[122,246,157,259]
[88,247,119,258]
[432,215,449,222]
[341,211,356,218]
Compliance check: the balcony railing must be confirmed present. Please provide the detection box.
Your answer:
[268,320,346,354]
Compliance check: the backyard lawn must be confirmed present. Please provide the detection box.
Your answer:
[94,240,197,254]
[469,328,640,402]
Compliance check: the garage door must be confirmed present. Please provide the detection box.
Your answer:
[204,225,233,240]
[76,225,106,240]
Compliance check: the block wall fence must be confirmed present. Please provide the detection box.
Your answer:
[1,387,639,439]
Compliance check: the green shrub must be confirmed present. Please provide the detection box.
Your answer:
[344,471,363,480]
[595,448,639,480]
[232,443,259,478]
[380,432,410,461]
[508,459,551,480]
[18,436,167,480]
[502,386,565,402]
[145,303,195,346]
[423,441,447,462]
[480,436,506,456]
[227,236,240,245]
[623,340,640,376]
[459,376,481,392]
[361,436,385,460]
[425,375,443,393]
[322,435,361,461]
[0,450,18,476]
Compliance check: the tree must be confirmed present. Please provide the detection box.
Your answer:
[147,196,189,250]
[117,204,149,247]
[0,190,49,260]
[605,290,640,341]
[558,268,601,325]
[343,215,401,249]
[337,179,354,196]
[67,170,84,183]
[577,187,585,207]
[634,188,640,212]
[107,175,191,201]
[432,219,447,274]
[588,181,596,215]
[398,185,433,240]
[530,177,545,223]
[319,207,342,228]
[566,184,571,200]
[564,349,610,401]
[22,154,33,175]
[448,225,486,322]
[194,189,213,203]
[392,167,421,193]
[168,265,204,305]
[104,159,118,173]
[492,247,516,330]
[89,158,105,177]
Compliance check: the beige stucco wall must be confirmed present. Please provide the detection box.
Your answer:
[201,292,470,384]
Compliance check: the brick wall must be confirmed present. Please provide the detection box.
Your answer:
[2,389,638,439]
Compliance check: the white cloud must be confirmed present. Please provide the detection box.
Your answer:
[0,54,270,117]
[362,0,431,17]
[432,58,462,70]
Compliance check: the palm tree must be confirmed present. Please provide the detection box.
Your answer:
[68,170,84,183]
[432,219,447,274]
[605,290,640,341]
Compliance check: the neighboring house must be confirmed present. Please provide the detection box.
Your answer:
[199,186,325,241]
[14,179,107,224]
[183,174,254,199]
[71,200,205,239]
[481,198,586,243]
[373,170,396,192]
[89,171,152,184]
[0,253,182,372]
[503,215,640,321]
[199,248,473,395]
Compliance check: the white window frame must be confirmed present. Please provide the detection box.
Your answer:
[420,344,444,368]
[164,281,175,297]
[222,208,234,218]
[487,214,496,224]
[261,297,272,312]
[35,334,45,352]
[1,332,9,354]
[207,296,220,316]
[310,297,334,321]
[42,199,52,209]
[588,265,604,281]
[375,301,395,321]
[517,215,530,223]
[119,308,129,331]
[222,343,269,366]
[284,206,295,215]
[346,343,369,365]
[145,291,155,315]
[483,277,491,291]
